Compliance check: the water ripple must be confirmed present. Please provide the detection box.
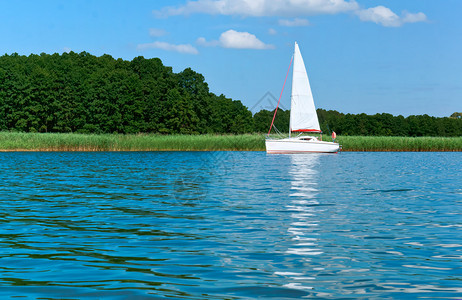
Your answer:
[0,152,460,299]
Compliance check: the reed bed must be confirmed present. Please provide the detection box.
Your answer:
[337,136,462,152]
[0,132,460,152]
[0,132,265,151]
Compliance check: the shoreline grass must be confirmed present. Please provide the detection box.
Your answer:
[337,136,462,152]
[0,132,264,152]
[0,132,460,152]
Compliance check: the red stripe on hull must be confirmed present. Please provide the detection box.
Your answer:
[291,129,322,133]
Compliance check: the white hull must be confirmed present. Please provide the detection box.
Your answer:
[266,138,340,154]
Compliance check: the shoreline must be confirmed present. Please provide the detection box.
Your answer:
[1,150,460,152]
[0,132,460,152]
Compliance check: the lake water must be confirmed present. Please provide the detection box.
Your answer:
[0,152,460,299]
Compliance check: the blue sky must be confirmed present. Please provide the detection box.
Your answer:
[1,0,460,117]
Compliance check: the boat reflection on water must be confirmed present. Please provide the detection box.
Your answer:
[276,154,323,291]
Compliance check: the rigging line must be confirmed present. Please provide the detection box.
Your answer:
[267,54,294,136]
[272,124,285,137]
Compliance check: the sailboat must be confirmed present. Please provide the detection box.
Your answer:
[265,42,340,154]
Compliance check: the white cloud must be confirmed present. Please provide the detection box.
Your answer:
[268,28,277,35]
[198,30,274,49]
[155,0,359,17]
[63,47,72,53]
[149,28,167,37]
[196,37,220,47]
[357,6,400,27]
[137,41,199,55]
[220,30,274,49]
[155,0,427,28]
[279,18,310,27]
[402,11,427,24]
[357,6,427,27]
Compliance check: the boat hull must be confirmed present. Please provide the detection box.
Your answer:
[265,138,340,154]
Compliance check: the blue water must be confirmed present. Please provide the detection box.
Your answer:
[0,152,460,299]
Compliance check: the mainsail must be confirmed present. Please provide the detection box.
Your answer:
[290,42,321,133]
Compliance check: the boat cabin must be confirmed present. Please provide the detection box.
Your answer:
[297,136,319,142]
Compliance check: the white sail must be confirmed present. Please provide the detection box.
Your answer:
[290,42,321,133]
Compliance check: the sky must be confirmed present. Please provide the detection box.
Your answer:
[0,0,460,117]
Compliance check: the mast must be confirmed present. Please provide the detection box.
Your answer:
[289,43,296,138]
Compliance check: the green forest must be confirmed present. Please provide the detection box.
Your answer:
[255,109,462,137]
[0,52,461,137]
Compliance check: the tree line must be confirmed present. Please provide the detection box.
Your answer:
[255,109,462,137]
[0,52,460,137]
[0,52,253,134]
